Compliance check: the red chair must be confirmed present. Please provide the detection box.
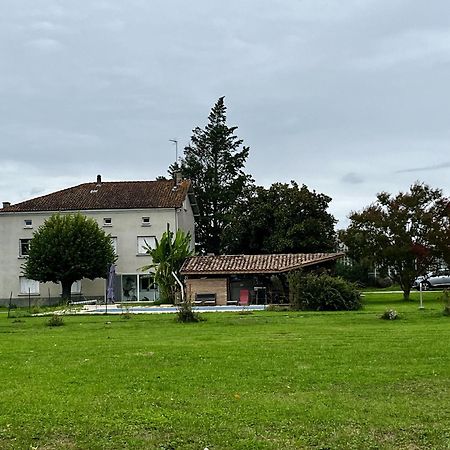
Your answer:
[239,289,249,306]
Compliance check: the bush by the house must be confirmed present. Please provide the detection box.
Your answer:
[288,272,361,311]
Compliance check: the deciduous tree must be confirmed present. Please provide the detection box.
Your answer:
[23,213,116,301]
[341,182,450,300]
[223,181,336,254]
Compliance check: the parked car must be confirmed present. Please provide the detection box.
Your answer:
[413,271,450,290]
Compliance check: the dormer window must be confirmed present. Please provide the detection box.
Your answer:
[24,219,33,228]
[103,217,112,227]
[142,216,151,226]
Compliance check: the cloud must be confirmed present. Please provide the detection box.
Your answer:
[24,38,64,52]
[353,29,450,71]
[1,0,450,227]
[101,19,125,32]
[91,1,122,13]
[396,161,450,174]
[22,127,103,151]
[341,172,364,184]
[30,21,69,33]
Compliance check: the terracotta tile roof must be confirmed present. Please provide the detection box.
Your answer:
[0,179,192,212]
[181,253,344,275]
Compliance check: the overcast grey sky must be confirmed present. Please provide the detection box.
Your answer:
[1,0,450,226]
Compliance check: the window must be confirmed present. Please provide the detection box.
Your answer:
[19,277,39,295]
[138,274,157,301]
[141,216,151,226]
[103,217,112,227]
[19,239,31,257]
[110,236,118,255]
[137,236,156,254]
[24,219,33,228]
[119,274,158,301]
[122,274,137,300]
[71,281,81,294]
[58,281,81,295]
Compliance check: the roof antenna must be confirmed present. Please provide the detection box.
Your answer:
[169,139,178,164]
[169,139,182,186]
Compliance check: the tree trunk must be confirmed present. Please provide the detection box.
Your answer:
[402,287,410,301]
[61,279,72,303]
[399,275,412,301]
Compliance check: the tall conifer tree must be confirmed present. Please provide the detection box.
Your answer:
[179,97,253,254]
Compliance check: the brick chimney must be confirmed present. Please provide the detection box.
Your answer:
[173,171,182,185]
[96,174,102,184]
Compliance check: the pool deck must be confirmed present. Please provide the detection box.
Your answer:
[69,304,267,315]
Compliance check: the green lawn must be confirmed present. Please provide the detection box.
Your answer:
[0,292,449,449]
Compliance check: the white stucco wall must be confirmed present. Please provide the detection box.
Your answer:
[175,198,196,250]
[0,204,195,303]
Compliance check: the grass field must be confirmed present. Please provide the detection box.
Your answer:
[0,291,449,449]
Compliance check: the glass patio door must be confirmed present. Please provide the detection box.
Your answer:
[119,274,159,301]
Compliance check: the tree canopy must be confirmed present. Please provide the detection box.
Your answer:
[178,96,253,254]
[223,181,336,254]
[141,229,193,304]
[341,182,450,300]
[173,97,336,257]
[23,213,116,301]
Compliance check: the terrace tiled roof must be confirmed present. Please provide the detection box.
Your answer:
[0,179,192,212]
[181,253,344,275]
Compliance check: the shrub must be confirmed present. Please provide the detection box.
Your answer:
[47,314,64,327]
[380,309,399,320]
[31,305,43,315]
[176,301,204,323]
[120,304,132,319]
[288,272,361,311]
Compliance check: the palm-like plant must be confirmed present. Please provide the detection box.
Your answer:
[141,229,193,303]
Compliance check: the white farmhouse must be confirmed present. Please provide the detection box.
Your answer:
[0,175,197,306]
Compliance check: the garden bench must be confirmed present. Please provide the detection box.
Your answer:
[194,293,216,306]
